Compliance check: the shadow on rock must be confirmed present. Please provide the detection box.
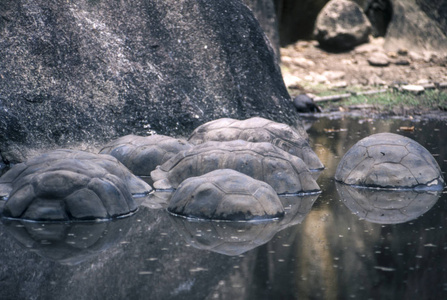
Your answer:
[1,216,134,265]
[336,182,441,224]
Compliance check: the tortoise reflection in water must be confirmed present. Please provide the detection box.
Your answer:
[0,149,152,221]
[152,140,321,195]
[335,133,444,190]
[169,215,282,256]
[188,117,324,171]
[336,183,441,224]
[99,134,192,176]
[2,217,133,265]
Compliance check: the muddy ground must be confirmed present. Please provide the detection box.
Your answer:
[280,37,447,94]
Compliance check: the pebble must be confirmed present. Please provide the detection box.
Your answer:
[394,59,410,66]
[401,84,425,94]
[367,52,390,67]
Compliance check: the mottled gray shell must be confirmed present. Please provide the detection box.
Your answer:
[335,133,444,189]
[0,150,152,221]
[336,183,441,224]
[151,140,321,194]
[99,134,192,176]
[168,169,284,221]
[188,117,324,171]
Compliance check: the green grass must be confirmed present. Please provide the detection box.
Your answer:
[317,89,447,111]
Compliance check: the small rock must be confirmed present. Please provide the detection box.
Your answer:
[293,57,315,69]
[422,83,436,90]
[436,82,447,90]
[398,48,408,56]
[401,84,425,95]
[393,59,410,66]
[355,43,382,54]
[387,51,398,58]
[367,52,390,67]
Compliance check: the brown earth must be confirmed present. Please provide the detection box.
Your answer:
[280,37,447,95]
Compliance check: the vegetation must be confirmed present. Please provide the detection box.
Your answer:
[289,84,447,112]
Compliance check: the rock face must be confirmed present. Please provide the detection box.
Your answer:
[243,0,280,59]
[0,0,296,164]
[151,140,321,194]
[99,135,192,176]
[168,169,284,221]
[335,133,445,190]
[314,0,371,51]
[0,149,152,221]
[384,0,447,55]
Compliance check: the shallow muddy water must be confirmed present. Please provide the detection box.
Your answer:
[0,114,446,300]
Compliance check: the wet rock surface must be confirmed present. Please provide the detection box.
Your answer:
[151,140,321,194]
[0,0,296,164]
[314,0,371,51]
[335,133,445,189]
[99,135,192,176]
[0,150,151,221]
[168,169,284,221]
[188,117,323,170]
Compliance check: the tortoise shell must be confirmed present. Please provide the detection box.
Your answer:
[335,133,444,190]
[151,140,321,195]
[188,117,324,170]
[99,134,192,176]
[167,169,285,221]
[0,149,152,221]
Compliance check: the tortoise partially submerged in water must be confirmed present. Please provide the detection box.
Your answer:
[151,140,321,195]
[188,117,324,171]
[99,134,192,176]
[0,150,152,221]
[335,133,444,190]
[168,169,285,221]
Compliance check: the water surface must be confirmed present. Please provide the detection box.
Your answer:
[0,114,446,299]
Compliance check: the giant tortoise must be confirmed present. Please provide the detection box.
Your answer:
[151,140,321,195]
[335,133,444,190]
[188,117,324,171]
[0,149,152,221]
[99,134,192,176]
[167,169,285,221]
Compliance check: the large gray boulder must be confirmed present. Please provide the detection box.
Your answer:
[314,0,372,51]
[384,0,447,55]
[0,0,296,164]
[243,0,280,59]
